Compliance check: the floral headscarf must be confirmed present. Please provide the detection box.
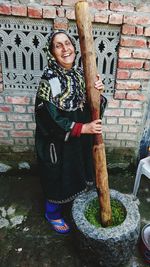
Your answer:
[37,30,86,111]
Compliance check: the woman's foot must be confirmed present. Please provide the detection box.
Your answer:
[45,214,70,234]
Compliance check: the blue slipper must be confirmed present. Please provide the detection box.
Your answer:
[45,214,70,234]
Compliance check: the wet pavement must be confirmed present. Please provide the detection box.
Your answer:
[0,164,149,267]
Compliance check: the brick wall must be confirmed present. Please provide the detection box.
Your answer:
[0,0,150,157]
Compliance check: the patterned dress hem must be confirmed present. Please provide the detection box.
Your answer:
[47,187,91,204]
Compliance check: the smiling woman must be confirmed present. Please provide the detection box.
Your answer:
[51,33,76,70]
[34,29,106,234]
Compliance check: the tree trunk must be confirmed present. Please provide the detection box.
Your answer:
[75,1,112,227]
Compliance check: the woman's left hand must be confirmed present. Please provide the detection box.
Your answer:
[94,74,104,91]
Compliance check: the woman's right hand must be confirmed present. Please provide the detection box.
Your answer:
[81,119,102,134]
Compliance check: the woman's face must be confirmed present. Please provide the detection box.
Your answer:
[51,33,76,70]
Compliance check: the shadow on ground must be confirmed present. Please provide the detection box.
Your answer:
[0,166,149,267]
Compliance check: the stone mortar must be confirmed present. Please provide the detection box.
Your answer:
[72,189,141,267]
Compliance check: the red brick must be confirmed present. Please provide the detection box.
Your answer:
[11,131,33,137]
[133,49,150,60]
[41,0,61,5]
[0,139,14,145]
[28,5,42,19]
[124,110,131,117]
[107,100,120,109]
[116,81,141,90]
[120,36,147,48]
[144,27,150,37]
[105,109,124,117]
[27,106,34,113]
[0,123,13,129]
[131,110,142,117]
[89,1,109,11]
[12,4,27,17]
[117,133,137,141]
[128,126,138,133]
[0,131,8,137]
[110,2,134,12]
[124,15,150,25]
[0,3,11,15]
[118,59,143,69]
[109,14,123,25]
[43,6,56,18]
[144,61,150,70]
[0,106,12,112]
[15,123,27,129]
[56,7,65,17]
[122,24,135,35]
[0,114,6,121]
[126,93,145,101]
[114,92,126,99]
[94,12,108,23]
[104,125,122,132]
[121,101,142,109]
[14,106,26,113]
[136,4,150,12]
[54,18,68,30]
[116,70,130,79]
[106,118,118,124]
[7,114,32,122]
[62,0,78,5]
[119,117,141,125]
[118,48,132,58]
[5,96,30,105]
[28,123,36,130]
[136,26,143,36]
[131,70,150,79]
[66,8,75,20]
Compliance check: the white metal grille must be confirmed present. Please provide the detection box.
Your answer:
[0,16,53,93]
[68,23,120,96]
[0,17,120,96]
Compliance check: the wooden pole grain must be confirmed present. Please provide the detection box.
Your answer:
[75,1,112,227]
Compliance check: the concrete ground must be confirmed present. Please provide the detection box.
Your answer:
[0,163,149,267]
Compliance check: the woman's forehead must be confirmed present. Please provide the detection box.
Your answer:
[53,33,70,43]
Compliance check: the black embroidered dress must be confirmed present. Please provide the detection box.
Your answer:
[35,52,105,204]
